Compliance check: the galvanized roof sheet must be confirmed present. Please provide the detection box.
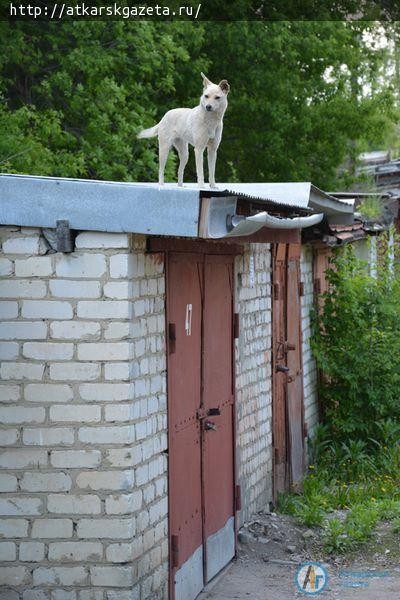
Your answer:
[187,181,353,213]
[0,174,201,237]
[0,174,354,237]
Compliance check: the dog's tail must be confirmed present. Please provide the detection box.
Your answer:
[137,124,159,139]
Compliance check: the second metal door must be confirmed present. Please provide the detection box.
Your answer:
[272,243,305,499]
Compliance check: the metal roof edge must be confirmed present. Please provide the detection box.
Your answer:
[0,173,357,236]
[310,183,354,212]
[0,173,201,237]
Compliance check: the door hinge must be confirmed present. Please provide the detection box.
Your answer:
[168,323,176,354]
[299,281,305,297]
[171,534,179,568]
[233,313,240,339]
[235,484,241,511]
[303,422,308,438]
[273,282,280,300]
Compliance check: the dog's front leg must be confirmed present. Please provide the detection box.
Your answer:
[207,145,218,189]
[194,147,205,188]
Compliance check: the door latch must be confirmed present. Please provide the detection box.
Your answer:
[284,342,296,352]
[204,420,217,431]
[275,364,289,374]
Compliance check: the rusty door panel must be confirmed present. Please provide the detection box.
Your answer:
[286,244,305,486]
[202,255,235,582]
[203,256,235,538]
[272,244,305,496]
[167,253,203,576]
[314,246,332,311]
[272,244,289,498]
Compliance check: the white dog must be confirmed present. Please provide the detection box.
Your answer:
[137,72,230,188]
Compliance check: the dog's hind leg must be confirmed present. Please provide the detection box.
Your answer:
[174,139,189,187]
[194,147,205,188]
[158,139,170,185]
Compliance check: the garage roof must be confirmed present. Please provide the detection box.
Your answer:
[0,174,354,238]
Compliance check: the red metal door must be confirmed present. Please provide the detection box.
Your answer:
[167,253,204,600]
[272,244,305,497]
[202,255,235,582]
[167,252,236,600]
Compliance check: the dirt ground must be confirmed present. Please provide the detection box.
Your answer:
[198,511,400,599]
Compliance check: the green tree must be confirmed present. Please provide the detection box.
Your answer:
[204,21,396,187]
[0,20,396,187]
[0,21,206,180]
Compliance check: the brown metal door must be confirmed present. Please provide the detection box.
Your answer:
[286,244,305,486]
[272,244,305,498]
[167,253,204,600]
[202,255,235,583]
[167,252,236,600]
[314,245,332,311]
[272,244,289,498]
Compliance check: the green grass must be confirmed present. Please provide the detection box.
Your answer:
[277,430,400,554]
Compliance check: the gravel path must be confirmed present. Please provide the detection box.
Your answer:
[198,512,400,599]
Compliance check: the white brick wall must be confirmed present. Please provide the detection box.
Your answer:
[0,227,168,599]
[300,245,319,451]
[235,244,273,524]
[1,225,306,598]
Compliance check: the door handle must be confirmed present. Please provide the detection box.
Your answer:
[284,342,296,352]
[208,407,221,416]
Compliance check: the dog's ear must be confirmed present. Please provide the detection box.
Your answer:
[218,79,230,95]
[201,72,212,88]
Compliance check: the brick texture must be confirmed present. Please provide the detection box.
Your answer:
[300,245,319,450]
[0,228,167,599]
[235,244,273,525]
[0,225,319,599]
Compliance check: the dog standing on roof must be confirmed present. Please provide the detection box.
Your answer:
[137,72,230,189]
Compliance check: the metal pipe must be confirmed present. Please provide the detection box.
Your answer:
[246,211,324,229]
[227,211,323,237]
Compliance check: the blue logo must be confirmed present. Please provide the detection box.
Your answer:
[295,562,328,595]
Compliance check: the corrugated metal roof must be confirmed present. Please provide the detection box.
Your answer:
[0,174,201,237]
[209,182,353,212]
[0,174,354,237]
[127,181,353,212]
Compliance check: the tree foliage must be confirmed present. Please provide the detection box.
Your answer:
[0,20,397,187]
[0,21,206,180]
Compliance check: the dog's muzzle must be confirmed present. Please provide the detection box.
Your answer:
[206,105,212,111]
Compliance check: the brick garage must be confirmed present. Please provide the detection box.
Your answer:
[0,176,349,599]
[0,225,282,599]
[0,228,168,599]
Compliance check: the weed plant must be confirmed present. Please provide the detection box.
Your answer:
[278,236,400,553]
